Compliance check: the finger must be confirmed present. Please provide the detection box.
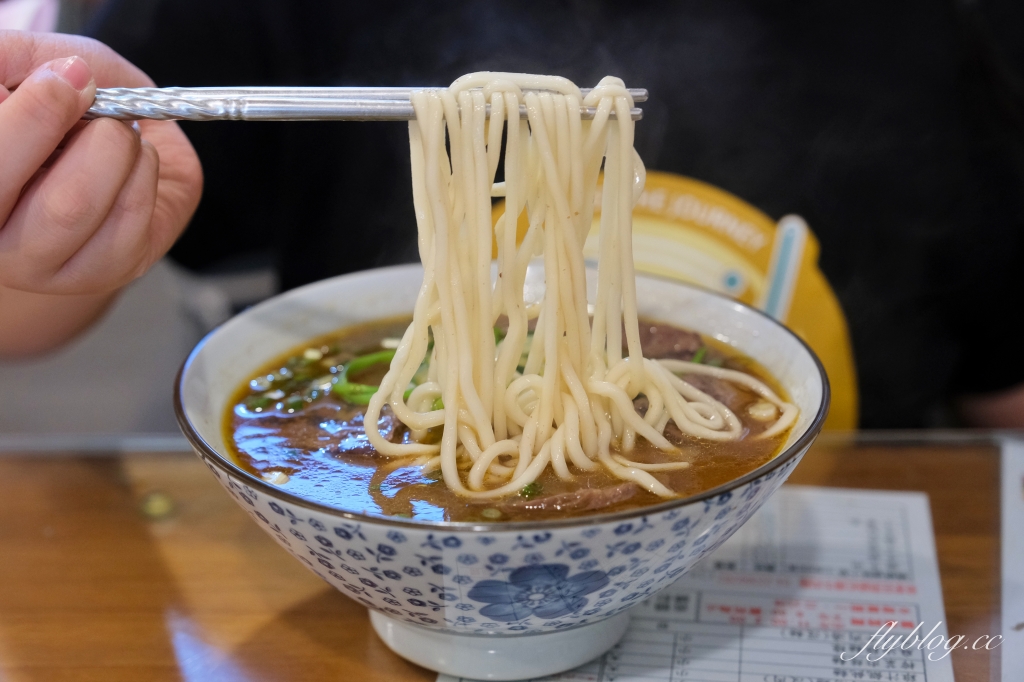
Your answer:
[0,118,141,291]
[55,140,160,293]
[0,83,9,104]
[0,56,96,223]
[0,31,152,89]
[137,120,204,254]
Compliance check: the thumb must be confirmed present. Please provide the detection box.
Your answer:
[0,56,97,223]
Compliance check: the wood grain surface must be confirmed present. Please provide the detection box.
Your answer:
[0,437,1001,681]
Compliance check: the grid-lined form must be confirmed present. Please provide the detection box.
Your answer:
[596,597,928,682]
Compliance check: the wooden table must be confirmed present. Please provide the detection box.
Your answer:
[0,433,1003,681]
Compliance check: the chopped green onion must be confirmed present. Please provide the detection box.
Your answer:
[245,395,273,410]
[346,349,396,377]
[494,326,507,344]
[481,508,502,519]
[431,397,445,411]
[692,347,707,364]
[331,382,379,405]
[519,482,543,499]
[329,350,397,405]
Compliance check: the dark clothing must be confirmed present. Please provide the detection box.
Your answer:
[89,0,1024,427]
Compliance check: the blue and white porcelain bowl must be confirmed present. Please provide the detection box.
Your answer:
[175,263,829,680]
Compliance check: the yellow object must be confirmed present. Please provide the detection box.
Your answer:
[493,171,858,429]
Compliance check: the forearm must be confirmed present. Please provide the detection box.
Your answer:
[0,285,117,358]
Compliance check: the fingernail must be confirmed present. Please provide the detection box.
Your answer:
[52,56,92,92]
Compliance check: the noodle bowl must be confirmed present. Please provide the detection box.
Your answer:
[176,71,828,680]
[363,73,797,499]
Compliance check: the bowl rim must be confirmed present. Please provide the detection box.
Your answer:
[174,264,831,532]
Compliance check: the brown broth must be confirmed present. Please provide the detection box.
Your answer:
[224,317,790,522]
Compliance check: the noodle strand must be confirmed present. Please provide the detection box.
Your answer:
[362,73,798,499]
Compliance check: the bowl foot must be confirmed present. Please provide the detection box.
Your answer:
[369,609,632,680]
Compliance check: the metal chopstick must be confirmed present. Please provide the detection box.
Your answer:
[92,86,648,101]
[85,87,646,122]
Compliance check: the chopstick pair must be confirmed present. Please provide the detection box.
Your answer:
[84,86,647,122]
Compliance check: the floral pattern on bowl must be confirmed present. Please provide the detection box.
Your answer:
[468,564,610,622]
[196,445,805,636]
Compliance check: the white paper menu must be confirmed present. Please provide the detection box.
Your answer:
[440,486,956,682]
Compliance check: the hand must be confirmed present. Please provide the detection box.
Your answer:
[0,30,202,294]
[959,386,1024,428]
[0,31,202,356]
